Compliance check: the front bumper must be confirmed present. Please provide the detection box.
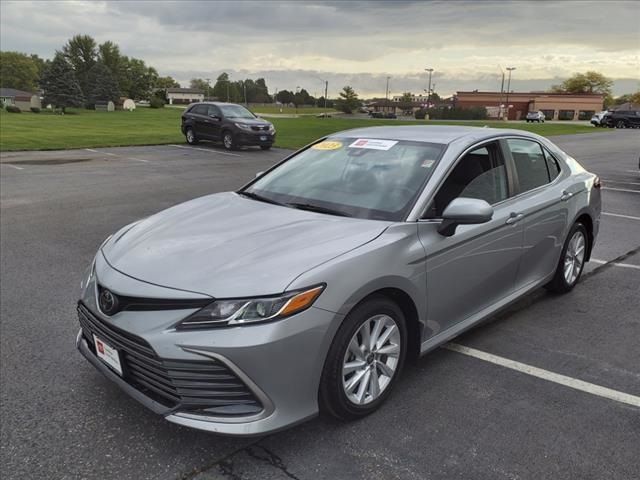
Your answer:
[76,259,341,435]
[235,131,275,146]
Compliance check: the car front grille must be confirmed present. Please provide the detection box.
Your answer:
[250,125,270,131]
[78,303,263,416]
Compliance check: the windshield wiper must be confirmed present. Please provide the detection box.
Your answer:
[286,202,352,217]
[237,191,285,206]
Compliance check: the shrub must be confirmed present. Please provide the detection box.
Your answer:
[149,96,165,109]
[414,108,427,120]
[6,105,21,113]
[30,107,41,113]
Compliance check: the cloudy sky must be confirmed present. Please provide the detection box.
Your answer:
[1,0,638,97]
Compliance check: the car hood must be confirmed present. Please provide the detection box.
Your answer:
[102,192,389,298]
[230,117,272,126]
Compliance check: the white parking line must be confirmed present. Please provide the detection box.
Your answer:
[127,157,150,163]
[625,170,640,174]
[445,343,640,408]
[603,187,640,194]
[590,259,640,270]
[603,179,640,186]
[169,144,241,157]
[2,164,24,170]
[84,148,99,153]
[602,212,640,221]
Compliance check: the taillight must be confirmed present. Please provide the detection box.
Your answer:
[594,176,602,189]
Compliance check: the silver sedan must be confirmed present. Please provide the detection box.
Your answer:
[76,126,601,435]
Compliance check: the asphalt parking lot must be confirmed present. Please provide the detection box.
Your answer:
[1,131,639,480]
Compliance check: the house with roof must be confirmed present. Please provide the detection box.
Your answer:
[0,88,41,111]
[166,88,204,105]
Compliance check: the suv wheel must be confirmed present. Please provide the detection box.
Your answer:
[222,131,236,150]
[545,222,588,294]
[616,120,626,129]
[185,127,198,145]
[319,296,407,420]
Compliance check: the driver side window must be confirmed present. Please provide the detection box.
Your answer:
[426,142,509,218]
[207,105,220,117]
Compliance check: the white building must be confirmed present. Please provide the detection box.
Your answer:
[166,88,204,105]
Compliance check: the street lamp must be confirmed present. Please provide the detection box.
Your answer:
[295,86,300,114]
[316,77,328,114]
[505,67,516,120]
[243,80,247,106]
[205,78,211,100]
[425,68,434,107]
[385,76,391,112]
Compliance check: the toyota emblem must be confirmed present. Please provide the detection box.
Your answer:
[99,288,119,315]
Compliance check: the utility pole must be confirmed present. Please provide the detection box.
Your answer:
[205,78,211,100]
[295,86,300,114]
[505,67,516,120]
[425,68,434,107]
[324,80,328,112]
[385,76,391,111]
[498,67,505,119]
[243,80,247,106]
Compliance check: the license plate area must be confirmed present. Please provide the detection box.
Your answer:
[93,334,123,376]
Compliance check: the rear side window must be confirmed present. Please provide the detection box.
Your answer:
[506,139,551,193]
[190,104,208,115]
[543,149,561,180]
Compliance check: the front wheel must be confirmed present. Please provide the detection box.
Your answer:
[319,296,407,420]
[222,131,237,150]
[545,223,588,293]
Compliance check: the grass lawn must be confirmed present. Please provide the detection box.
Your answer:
[0,107,604,152]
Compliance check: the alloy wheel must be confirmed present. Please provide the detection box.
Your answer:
[342,314,401,405]
[223,133,233,149]
[186,129,194,143]
[563,230,586,285]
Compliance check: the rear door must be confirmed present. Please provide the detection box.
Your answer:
[190,104,212,139]
[206,104,222,140]
[503,138,569,290]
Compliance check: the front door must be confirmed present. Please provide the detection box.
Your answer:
[417,141,523,338]
[206,104,223,140]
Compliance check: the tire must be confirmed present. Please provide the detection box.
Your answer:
[616,120,626,129]
[185,127,198,145]
[545,222,588,294]
[260,145,272,151]
[319,295,407,420]
[222,130,237,150]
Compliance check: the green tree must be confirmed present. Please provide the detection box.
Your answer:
[97,41,122,91]
[189,77,209,93]
[276,89,294,104]
[41,52,85,112]
[86,62,119,106]
[212,73,231,101]
[551,71,613,96]
[0,51,39,91]
[62,34,98,103]
[155,76,180,89]
[119,57,158,100]
[399,92,413,103]
[336,85,360,113]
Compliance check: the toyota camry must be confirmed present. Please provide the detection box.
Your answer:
[77,126,601,435]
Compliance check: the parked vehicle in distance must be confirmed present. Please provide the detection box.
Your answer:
[600,110,640,129]
[590,111,609,127]
[369,111,385,118]
[384,112,397,119]
[525,111,545,123]
[77,126,601,436]
[181,102,276,150]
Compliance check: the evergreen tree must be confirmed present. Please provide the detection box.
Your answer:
[87,62,120,106]
[41,52,85,112]
[336,86,360,113]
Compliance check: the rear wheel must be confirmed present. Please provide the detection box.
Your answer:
[222,131,237,150]
[319,296,407,420]
[616,120,627,129]
[545,222,588,293]
[185,127,198,145]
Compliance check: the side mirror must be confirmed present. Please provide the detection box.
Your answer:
[438,197,493,237]
[255,171,264,178]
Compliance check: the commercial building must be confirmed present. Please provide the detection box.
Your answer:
[455,91,604,121]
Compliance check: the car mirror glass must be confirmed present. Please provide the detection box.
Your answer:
[438,197,493,237]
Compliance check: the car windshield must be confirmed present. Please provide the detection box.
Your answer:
[242,137,445,221]
[219,104,256,119]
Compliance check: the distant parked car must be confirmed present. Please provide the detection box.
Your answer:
[590,111,608,127]
[384,112,397,119]
[369,111,385,118]
[601,110,640,129]
[525,111,545,123]
[181,102,276,150]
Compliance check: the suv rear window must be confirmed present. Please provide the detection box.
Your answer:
[190,104,208,115]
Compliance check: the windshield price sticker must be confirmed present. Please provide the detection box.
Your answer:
[421,159,436,168]
[312,141,343,150]
[348,139,398,151]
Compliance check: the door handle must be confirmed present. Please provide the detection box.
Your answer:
[505,213,524,225]
[560,191,573,201]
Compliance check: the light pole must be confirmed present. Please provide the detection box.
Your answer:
[205,78,211,100]
[425,68,434,107]
[505,67,516,120]
[243,80,247,106]
[385,76,391,112]
[497,66,505,119]
[295,86,300,114]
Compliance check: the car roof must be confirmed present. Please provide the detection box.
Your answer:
[327,125,538,145]
[191,101,243,107]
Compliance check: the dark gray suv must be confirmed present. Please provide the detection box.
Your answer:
[181,102,276,150]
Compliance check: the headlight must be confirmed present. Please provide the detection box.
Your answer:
[235,123,253,131]
[177,285,325,329]
[268,124,276,133]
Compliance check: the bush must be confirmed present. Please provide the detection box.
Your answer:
[426,106,488,120]
[414,108,427,120]
[149,97,165,109]
[6,105,21,113]
[30,107,41,113]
